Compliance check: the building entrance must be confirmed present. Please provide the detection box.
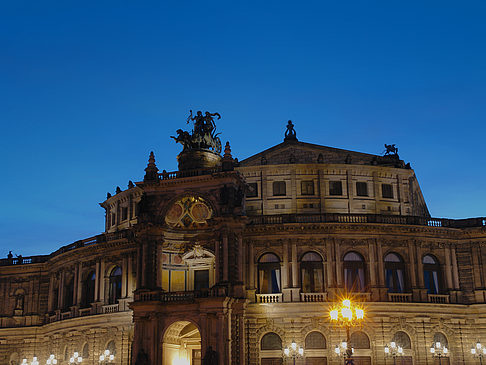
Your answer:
[162,321,202,365]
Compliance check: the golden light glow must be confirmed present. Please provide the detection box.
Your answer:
[329,297,365,325]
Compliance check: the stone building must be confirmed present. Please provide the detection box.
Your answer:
[0,114,485,365]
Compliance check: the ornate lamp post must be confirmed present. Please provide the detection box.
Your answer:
[21,357,39,365]
[471,340,486,364]
[283,340,304,365]
[99,349,115,363]
[430,341,449,365]
[329,299,365,365]
[69,352,83,364]
[384,342,403,365]
[45,354,58,365]
[334,340,354,362]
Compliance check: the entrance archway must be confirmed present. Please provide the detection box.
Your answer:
[163,321,202,365]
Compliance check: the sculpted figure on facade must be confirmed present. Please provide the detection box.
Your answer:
[171,110,222,153]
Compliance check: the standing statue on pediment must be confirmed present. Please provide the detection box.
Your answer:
[284,120,298,141]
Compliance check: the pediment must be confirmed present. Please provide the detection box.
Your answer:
[239,141,382,167]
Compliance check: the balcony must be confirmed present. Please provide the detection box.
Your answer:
[388,293,412,303]
[78,307,92,317]
[256,293,283,303]
[428,294,449,304]
[300,292,327,302]
[102,304,120,314]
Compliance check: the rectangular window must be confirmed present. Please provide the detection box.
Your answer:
[356,182,368,197]
[247,182,258,198]
[329,181,343,196]
[121,207,128,221]
[194,270,209,291]
[273,181,286,196]
[301,181,314,195]
[382,183,394,199]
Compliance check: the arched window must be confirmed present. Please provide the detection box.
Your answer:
[344,252,366,292]
[261,333,282,350]
[258,253,281,294]
[423,255,441,294]
[301,252,324,293]
[385,253,407,293]
[433,332,448,348]
[350,331,370,349]
[108,266,122,304]
[82,343,89,359]
[63,278,74,310]
[106,340,116,357]
[392,331,411,349]
[81,271,96,307]
[64,346,69,361]
[305,331,326,349]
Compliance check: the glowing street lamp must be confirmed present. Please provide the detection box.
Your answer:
[430,341,449,365]
[471,340,486,364]
[46,354,58,365]
[283,340,304,365]
[21,356,39,365]
[69,352,82,364]
[384,341,403,365]
[99,349,115,363]
[329,298,365,365]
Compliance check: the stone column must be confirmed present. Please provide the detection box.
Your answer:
[336,240,342,287]
[238,235,244,282]
[215,239,221,283]
[48,274,55,312]
[368,240,377,299]
[249,243,255,288]
[452,247,460,289]
[282,241,290,301]
[261,168,268,215]
[290,242,300,301]
[444,245,453,290]
[122,256,128,298]
[99,260,105,303]
[346,170,354,213]
[318,169,326,213]
[408,241,417,288]
[290,168,297,213]
[223,233,229,282]
[94,261,100,302]
[58,271,64,309]
[326,239,334,288]
[76,263,82,306]
[127,256,134,297]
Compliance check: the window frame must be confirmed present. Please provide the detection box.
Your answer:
[301,180,315,195]
[272,181,287,196]
[329,181,343,196]
[356,182,368,197]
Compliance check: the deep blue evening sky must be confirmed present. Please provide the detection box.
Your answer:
[1,1,485,256]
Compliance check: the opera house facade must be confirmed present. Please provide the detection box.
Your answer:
[1,114,485,365]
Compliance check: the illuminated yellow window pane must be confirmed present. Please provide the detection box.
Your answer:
[162,269,169,291]
[171,270,186,292]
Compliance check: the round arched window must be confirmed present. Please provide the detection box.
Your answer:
[301,252,324,293]
[258,253,281,294]
[344,252,366,292]
[423,255,441,294]
[385,253,407,293]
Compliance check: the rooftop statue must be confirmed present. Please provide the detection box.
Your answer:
[171,110,222,153]
[284,120,298,141]
[383,143,399,157]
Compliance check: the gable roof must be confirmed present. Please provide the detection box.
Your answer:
[239,140,407,168]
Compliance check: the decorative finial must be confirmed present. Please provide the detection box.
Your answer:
[128,180,134,189]
[222,141,235,171]
[284,120,297,141]
[106,192,112,199]
[144,151,159,182]
[223,141,232,159]
[116,186,122,194]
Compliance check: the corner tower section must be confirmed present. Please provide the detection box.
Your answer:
[130,111,246,365]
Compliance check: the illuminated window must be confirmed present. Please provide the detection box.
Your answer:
[81,271,96,308]
[385,253,406,293]
[301,252,324,293]
[261,333,282,350]
[344,252,366,292]
[109,266,122,304]
[423,255,442,294]
[258,253,281,294]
